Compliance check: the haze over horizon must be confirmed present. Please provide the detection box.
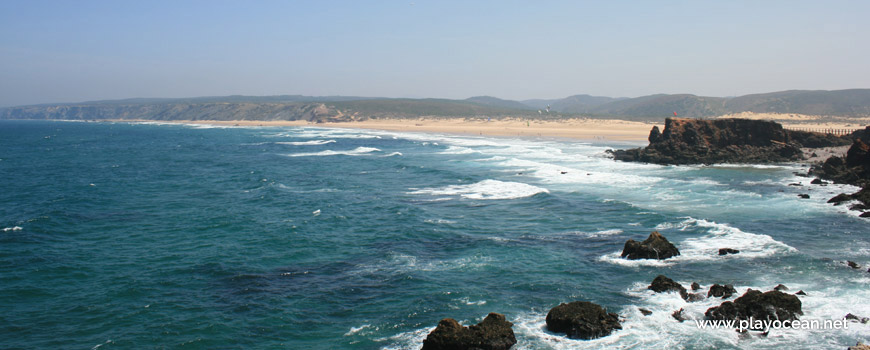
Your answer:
[1,0,868,107]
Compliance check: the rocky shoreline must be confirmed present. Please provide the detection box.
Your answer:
[610,118,870,217]
[419,231,868,349]
[419,119,868,349]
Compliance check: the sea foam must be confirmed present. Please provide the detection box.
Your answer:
[407,179,548,200]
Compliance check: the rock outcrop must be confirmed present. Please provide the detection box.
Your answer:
[546,301,622,340]
[648,275,689,300]
[718,248,740,256]
[422,313,517,350]
[621,231,680,260]
[705,289,803,326]
[811,126,870,216]
[610,118,850,165]
[707,284,737,299]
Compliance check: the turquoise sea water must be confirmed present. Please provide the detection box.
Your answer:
[1,120,868,349]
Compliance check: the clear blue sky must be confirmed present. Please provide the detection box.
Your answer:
[1,0,868,106]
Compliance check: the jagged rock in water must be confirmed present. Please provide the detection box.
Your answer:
[639,308,653,316]
[773,284,789,292]
[845,313,870,324]
[848,261,861,269]
[648,275,688,300]
[707,284,737,299]
[796,290,807,296]
[691,282,701,291]
[421,313,517,350]
[705,289,803,326]
[621,231,680,260]
[546,301,622,340]
[672,308,686,322]
[610,118,848,165]
[849,341,870,350]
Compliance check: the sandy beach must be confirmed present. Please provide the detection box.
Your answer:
[128,118,663,142]
[120,114,868,143]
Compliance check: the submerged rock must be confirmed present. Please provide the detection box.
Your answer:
[705,289,803,326]
[718,248,740,256]
[546,301,622,340]
[639,308,653,316]
[648,275,688,300]
[691,282,701,291]
[707,284,737,299]
[422,313,517,350]
[848,261,861,269]
[621,231,680,260]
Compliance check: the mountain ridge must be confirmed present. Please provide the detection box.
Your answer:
[2,89,869,122]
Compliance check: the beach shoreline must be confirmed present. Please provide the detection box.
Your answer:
[114,118,663,142]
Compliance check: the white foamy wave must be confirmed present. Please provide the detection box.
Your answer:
[283,147,381,157]
[440,146,478,155]
[382,152,403,157]
[345,324,374,336]
[424,219,457,225]
[2,226,23,232]
[275,140,336,146]
[407,180,548,200]
[377,326,434,350]
[602,218,796,266]
[355,254,493,276]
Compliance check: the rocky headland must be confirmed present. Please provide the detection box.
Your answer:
[809,127,870,216]
[610,118,851,165]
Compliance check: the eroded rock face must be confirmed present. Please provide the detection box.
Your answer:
[422,313,517,350]
[610,118,847,165]
[648,275,688,300]
[705,289,803,326]
[621,231,680,260]
[545,301,622,340]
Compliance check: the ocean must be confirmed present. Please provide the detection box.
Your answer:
[1,120,868,349]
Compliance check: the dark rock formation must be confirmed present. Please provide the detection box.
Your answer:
[648,275,688,300]
[546,301,622,340]
[639,308,652,316]
[621,231,680,260]
[810,126,870,216]
[610,118,850,165]
[848,261,861,269]
[796,290,807,296]
[773,284,789,292]
[707,284,737,299]
[811,178,827,185]
[422,313,517,350]
[798,194,810,199]
[705,289,803,326]
[686,293,706,302]
[845,313,869,324]
[719,248,740,256]
[672,308,686,322]
[691,282,701,291]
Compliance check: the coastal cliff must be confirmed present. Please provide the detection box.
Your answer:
[610,118,851,165]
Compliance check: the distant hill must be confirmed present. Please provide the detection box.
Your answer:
[723,89,870,116]
[465,96,534,110]
[2,89,869,122]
